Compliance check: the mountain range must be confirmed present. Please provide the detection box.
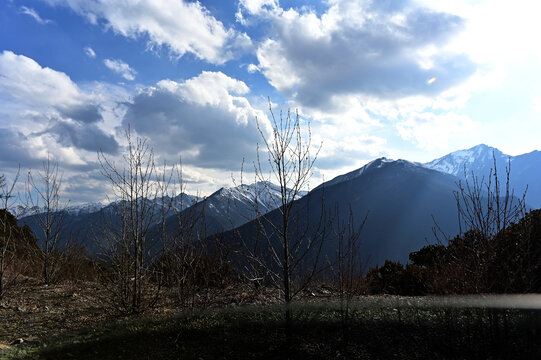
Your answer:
[150,181,307,243]
[424,144,541,208]
[224,158,461,267]
[14,144,541,265]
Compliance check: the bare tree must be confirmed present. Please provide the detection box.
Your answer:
[260,105,321,302]
[332,205,366,350]
[431,152,528,293]
[240,103,336,311]
[0,169,20,300]
[162,162,212,307]
[97,129,172,313]
[454,154,527,241]
[155,159,199,307]
[27,156,68,284]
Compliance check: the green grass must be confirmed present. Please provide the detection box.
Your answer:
[5,299,541,359]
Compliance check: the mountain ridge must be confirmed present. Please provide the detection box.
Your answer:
[424,144,541,207]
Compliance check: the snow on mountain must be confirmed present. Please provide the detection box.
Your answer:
[9,202,105,219]
[316,157,396,190]
[65,203,104,216]
[424,144,508,177]
[8,205,41,219]
[226,157,462,267]
[150,181,308,241]
[211,181,307,217]
[10,193,200,219]
[424,144,541,208]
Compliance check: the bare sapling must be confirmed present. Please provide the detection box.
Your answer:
[26,156,68,284]
[97,128,172,314]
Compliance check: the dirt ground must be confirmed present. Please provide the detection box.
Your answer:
[0,278,108,352]
[0,278,339,355]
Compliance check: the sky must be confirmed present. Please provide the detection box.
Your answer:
[1,0,541,204]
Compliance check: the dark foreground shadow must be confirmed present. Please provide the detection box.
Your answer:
[8,300,541,359]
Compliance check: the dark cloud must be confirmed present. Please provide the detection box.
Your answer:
[49,120,119,154]
[122,88,261,169]
[255,1,476,109]
[0,128,40,168]
[59,104,103,124]
[61,169,111,204]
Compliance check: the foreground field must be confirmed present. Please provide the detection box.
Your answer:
[3,288,541,359]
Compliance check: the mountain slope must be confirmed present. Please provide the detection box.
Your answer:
[224,158,462,267]
[18,182,298,253]
[17,193,200,252]
[424,144,541,208]
[156,182,307,239]
[424,144,508,177]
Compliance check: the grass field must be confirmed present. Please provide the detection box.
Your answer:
[4,296,541,359]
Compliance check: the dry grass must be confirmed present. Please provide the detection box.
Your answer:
[0,276,343,356]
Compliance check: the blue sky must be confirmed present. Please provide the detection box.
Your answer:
[1,0,540,203]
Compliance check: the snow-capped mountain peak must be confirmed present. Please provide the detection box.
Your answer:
[317,157,397,189]
[9,193,200,219]
[9,202,105,219]
[424,144,509,177]
[213,181,307,214]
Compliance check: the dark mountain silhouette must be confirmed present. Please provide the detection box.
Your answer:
[223,158,462,267]
[1,209,40,256]
[17,193,199,253]
[150,182,307,242]
[17,183,298,253]
[16,144,540,264]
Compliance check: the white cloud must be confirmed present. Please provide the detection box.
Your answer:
[84,46,96,58]
[256,39,300,91]
[236,0,279,24]
[314,132,388,170]
[236,0,483,156]
[0,51,119,156]
[419,0,541,64]
[43,0,252,64]
[246,63,260,73]
[238,0,278,15]
[0,51,89,110]
[123,71,270,169]
[104,58,136,81]
[242,0,474,110]
[20,6,53,24]
[396,112,478,150]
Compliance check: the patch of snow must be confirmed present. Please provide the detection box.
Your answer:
[211,181,306,216]
[424,144,510,177]
[321,157,396,189]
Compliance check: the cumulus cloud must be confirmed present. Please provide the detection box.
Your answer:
[236,0,279,24]
[0,51,119,154]
[84,46,96,58]
[0,51,89,109]
[0,128,39,168]
[47,120,119,153]
[235,0,480,155]
[20,6,53,25]
[239,0,475,109]
[104,58,136,81]
[123,71,269,169]
[43,0,252,64]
